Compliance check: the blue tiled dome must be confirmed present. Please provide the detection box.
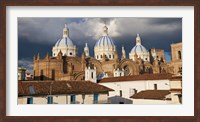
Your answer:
[130,44,148,54]
[95,36,115,47]
[54,37,74,47]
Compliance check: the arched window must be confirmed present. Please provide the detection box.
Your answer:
[97,55,99,59]
[124,65,130,76]
[178,51,181,59]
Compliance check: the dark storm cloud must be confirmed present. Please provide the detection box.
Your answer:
[147,18,182,25]
[18,17,182,71]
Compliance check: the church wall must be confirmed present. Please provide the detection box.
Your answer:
[33,59,64,80]
[66,58,82,73]
[102,61,116,74]
[171,43,182,62]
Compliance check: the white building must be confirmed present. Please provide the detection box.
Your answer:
[18,80,113,104]
[85,65,97,83]
[52,24,77,57]
[99,74,181,104]
[18,67,26,80]
[129,34,150,62]
[94,26,116,61]
[113,68,124,77]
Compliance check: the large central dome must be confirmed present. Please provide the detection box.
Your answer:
[95,26,115,47]
[52,24,76,57]
[94,26,116,61]
[54,37,74,47]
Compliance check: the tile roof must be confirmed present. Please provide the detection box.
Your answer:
[18,80,114,97]
[170,88,182,92]
[130,90,170,100]
[169,76,182,81]
[98,73,173,83]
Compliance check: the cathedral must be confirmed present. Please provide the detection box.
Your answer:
[33,24,182,81]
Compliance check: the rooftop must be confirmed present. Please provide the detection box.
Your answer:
[98,73,173,83]
[18,80,114,97]
[130,90,170,100]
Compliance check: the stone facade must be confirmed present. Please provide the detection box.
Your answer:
[168,42,182,75]
[33,24,182,81]
[33,42,182,81]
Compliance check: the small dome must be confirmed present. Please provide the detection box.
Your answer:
[95,36,115,47]
[130,45,148,54]
[130,34,148,54]
[54,37,74,47]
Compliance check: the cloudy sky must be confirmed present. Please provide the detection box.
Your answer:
[18,17,182,72]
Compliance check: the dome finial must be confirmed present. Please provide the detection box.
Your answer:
[136,33,141,45]
[63,24,69,38]
[103,25,108,36]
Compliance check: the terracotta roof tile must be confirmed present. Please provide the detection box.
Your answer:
[18,80,114,96]
[169,76,182,81]
[130,90,170,100]
[98,73,172,83]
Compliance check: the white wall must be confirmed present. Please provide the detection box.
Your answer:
[100,79,170,104]
[18,93,108,104]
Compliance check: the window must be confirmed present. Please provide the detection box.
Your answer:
[124,65,130,76]
[91,72,93,78]
[70,95,76,104]
[27,97,33,104]
[101,55,103,58]
[93,93,99,104]
[120,90,122,97]
[109,55,111,58]
[119,73,121,76]
[154,84,157,90]
[52,69,55,80]
[69,52,72,55]
[40,70,43,80]
[47,96,53,104]
[97,55,98,59]
[178,94,182,104]
[178,51,181,59]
